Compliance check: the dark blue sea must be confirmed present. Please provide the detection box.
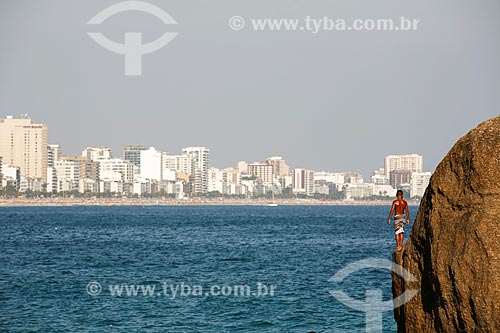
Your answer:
[0,205,415,332]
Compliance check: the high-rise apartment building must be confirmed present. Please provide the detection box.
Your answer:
[63,156,98,181]
[47,144,61,167]
[182,147,210,195]
[389,170,412,189]
[0,116,48,183]
[384,154,423,178]
[55,159,81,192]
[292,168,315,196]
[266,156,290,177]
[140,147,162,181]
[47,145,61,192]
[54,156,100,193]
[162,154,191,175]
[247,162,273,184]
[410,172,432,198]
[98,158,135,184]
[123,145,146,168]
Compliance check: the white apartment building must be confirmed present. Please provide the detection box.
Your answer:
[410,172,432,198]
[314,172,345,185]
[222,168,240,185]
[55,159,81,192]
[46,167,57,193]
[133,180,152,196]
[47,144,62,193]
[140,147,162,181]
[47,144,61,167]
[162,153,191,175]
[371,173,390,185]
[207,167,243,195]
[162,169,176,182]
[224,168,244,196]
[384,154,423,178]
[280,174,293,189]
[100,179,123,194]
[208,167,224,193]
[292,168,315,196]
[344,172,364,184]
[237,161,248,174]
[79,178,97,194]
[19,177,44,192]
[344,183,374,199]
[240,178,256,197]
[373,184,397,197]
[247,162,273,185]
[182,147,210,195]
[266,156,290,177]
[123,144,146,168]
[98,165,127,194]
[1,164,21,190]
[0,116,48,183]
[98,158,134,184]
[370,168,389,185]
[82,147,112,161]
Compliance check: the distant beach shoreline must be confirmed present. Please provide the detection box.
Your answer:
[0,198,420,207]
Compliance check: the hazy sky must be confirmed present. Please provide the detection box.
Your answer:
[1,0,499,177]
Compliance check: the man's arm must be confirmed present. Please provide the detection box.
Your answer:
[405,201,410,224]
[388,202,395,225]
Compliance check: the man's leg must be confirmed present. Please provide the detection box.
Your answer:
[397,233,404,250]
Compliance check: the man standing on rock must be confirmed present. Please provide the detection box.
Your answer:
[388,190,410,251]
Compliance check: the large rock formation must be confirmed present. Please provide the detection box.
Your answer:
[392,116,500,332]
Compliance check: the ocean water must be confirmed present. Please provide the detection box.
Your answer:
[0,205,414,332]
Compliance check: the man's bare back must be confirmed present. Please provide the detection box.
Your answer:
[392,199,408,216]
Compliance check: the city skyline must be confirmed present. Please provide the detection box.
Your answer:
[13,116,489,179]
[1,1,498,178]
[0,113,442,181]
[0,114,433,199]
[1,113,435,179]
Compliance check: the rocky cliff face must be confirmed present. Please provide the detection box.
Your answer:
[392,116,500,332]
